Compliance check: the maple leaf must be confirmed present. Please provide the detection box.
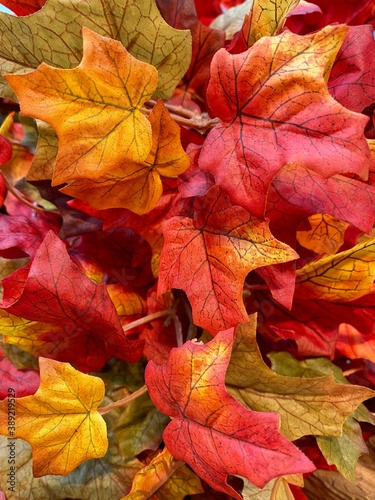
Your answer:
[0,214,58,258]
[145,330,315,498]
[156,0,225,100]
[295,236,375,301]
[328,25,375,113]
[123,448,187,499]
[226,316,374,440]
[60,100,190,214]
[230,0,300,52]
[0,357,107,476]
[269,352,375,482]
[0,231,143,371]
[158,186,297,333]
[0,0,191,100]
[199,25,370,218]
[25,120,58,181]
[5,28,158,186]
[0,434,143,500]
[0,134,11,165]
[0,347,39,399]
[297,214,348,256]
[266,163,375,247]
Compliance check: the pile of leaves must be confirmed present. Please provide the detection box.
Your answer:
[0,0,375,498]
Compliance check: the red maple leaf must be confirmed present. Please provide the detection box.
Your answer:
[199,25,370,218]
[145,329,314,498]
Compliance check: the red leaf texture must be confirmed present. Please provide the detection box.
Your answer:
[158,186,297,333]
[328,25,375,113]
[0,231,143,371]
[0,349,39,399]
[0,214,58,258]
[199,25,370,218]
[267,164,375,248]
[145,330,315,499]
[0,135,12,165]
[0,0,46,15]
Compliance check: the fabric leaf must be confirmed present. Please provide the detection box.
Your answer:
[199,25,370,218]
[0,0,191,100]
[226,316,374,440]
[0,357,107,476]
[158,186,297,333]
[60,100,190,214]
[145,330,315,499]
[295,236,375,301]
[5,28,158,187]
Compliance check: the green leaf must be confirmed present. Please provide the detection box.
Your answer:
[317,417,368,483]
[0,0,191,99]
[226,316,374,440]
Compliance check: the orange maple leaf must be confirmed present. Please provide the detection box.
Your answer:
[61,100,190,214]
[5,28,158,186]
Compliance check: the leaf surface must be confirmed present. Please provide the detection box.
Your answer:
[328,25,375,113]
[145,330,315,498]
[316,417,368,483]
[226,316,374,440]
[60,100,190,214]
[0,0,191,99]
[6,28,158,186]
[296,214,348,256]
[0,231,144,371]
[0,357,107,476]
[0,424,143,499]
[295,236,375,301]
[199,25,370,218]
[233,0,300,50]
[0,348,39,399]
[158,186,297,333]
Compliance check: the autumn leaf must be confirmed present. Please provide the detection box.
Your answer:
[0,420,143,499]
[0,134,11,166]
[199,25,370,218]
[317,417,368,483]
[232,0,300,51]
[60,100,190,214]
[226,316,374,440]
[145,330,315,499]
[267,164,375,248]
[269,352,375,482]
[158,186,297,333]
[123,448,187,499]
[0,347,39,399]
[0,0,191,100]
[156,0,225,100]
[0,357,107,476]
[0,214,57,258]
[5,28,158,187]
[328,25,375,113]
[297,214,349,256]
[25,120,58,181]
[0,231,144,371]
[295,236,375,301]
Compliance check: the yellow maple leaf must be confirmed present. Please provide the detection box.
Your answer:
[0,357,107,477]
[295,236,375,301]
[5,27,158,186]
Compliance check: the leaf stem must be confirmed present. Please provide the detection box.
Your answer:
[141,101,220,133]
[122,309,171,333]
[98,385,148,415]
[1,173,48,213]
